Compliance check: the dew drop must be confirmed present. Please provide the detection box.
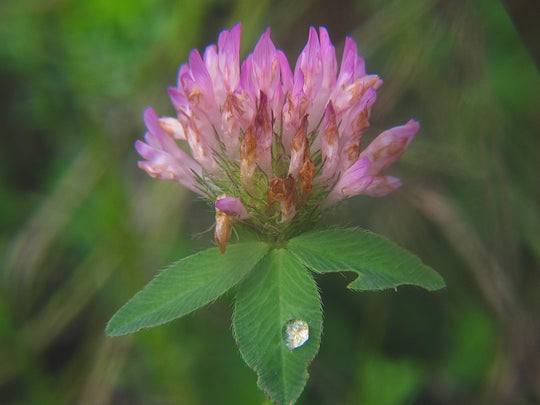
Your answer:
[284,319,309,350]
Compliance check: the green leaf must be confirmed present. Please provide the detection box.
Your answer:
[106,242,270,336]
[287,229,445,291]
[233,248,322,405]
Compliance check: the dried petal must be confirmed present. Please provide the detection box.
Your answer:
[288,116,309,179]
[240,126,258,188]
[299,155,316,199]
[268,175,298,222]
[320,102,339,181]
[215,210,232,254]
[253,92,273,174]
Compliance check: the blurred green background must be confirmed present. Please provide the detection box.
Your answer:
[1,0,539,404]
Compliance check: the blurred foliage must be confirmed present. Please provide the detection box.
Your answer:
[1,0,539,404]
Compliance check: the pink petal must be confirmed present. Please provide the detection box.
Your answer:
[158,117,186,140]
[337,135,361,173]
[319,26,337,89]
[250,28,279,94]
[136,108,203,194]
[325,156,373,203]
[142,109,190,165]
[363,176,402,197]
[294,26,333,131]
[136,148,202,194]
[301,27,337,128]
[239,56,255,98]
[295,26,321,96]
[360,119,419,175]
[218,23,241,92]
[189,49,215,98]
[338,86,376,142]
[186,50,222,127]
[175,64,190,90]
[203,44,219,79]
[215,197,250,220]
[252,28,277,70]
[183,120,219,173]
[278,50,293,92]
[168,86,188,112]
[336,37,358,87]
[203,44,225,102]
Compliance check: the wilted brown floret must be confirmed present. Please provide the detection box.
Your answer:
[299,155,316,199]
[215,210,232,254]
[240,126,258,187]
[268,175,298,222]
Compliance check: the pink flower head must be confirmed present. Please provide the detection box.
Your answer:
[136,23,419,246]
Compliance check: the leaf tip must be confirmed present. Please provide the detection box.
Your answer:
[104,318,122,337]
[427,274,447,291]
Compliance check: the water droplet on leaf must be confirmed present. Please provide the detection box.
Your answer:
[284,319,309,350]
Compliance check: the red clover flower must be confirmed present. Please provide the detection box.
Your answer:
[135,24,419,251]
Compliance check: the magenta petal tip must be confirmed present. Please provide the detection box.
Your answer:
[216,197,249,220]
